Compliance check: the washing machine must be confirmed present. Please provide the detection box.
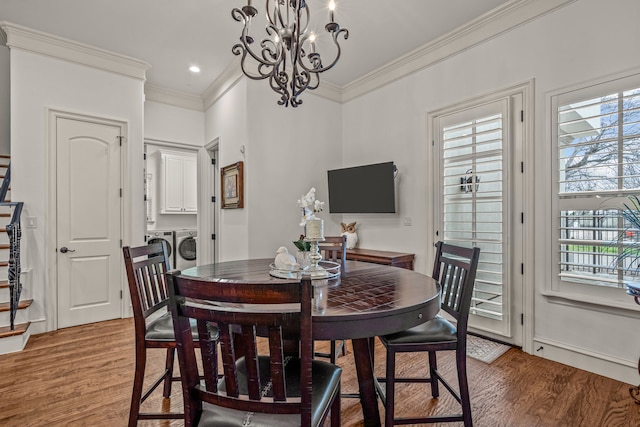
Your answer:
[175,229,197,270]
[145,229,175,269]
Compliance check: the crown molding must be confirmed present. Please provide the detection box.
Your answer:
[341,0,576,102]
[145,84,204,111]
[0,26,7,45]
[202,57,244,111]
[309,80,343,104]
[0,21,150,81]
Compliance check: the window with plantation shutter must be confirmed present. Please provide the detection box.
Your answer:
[432,86,527,344]
[553,73,640,290]
[440,100,508,322]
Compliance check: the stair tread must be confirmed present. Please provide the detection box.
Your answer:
[0,155,9,159]
[0,279,9,288]
[0,261,8,267]
[0,322,29,338]
[0,299,33,312]
[0,244,9,250]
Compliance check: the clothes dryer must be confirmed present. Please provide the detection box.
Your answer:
[175,229,197,270]
[145,229,175,269]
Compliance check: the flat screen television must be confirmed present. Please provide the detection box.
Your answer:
[327,161,396,213]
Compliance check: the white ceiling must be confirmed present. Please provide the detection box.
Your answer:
[0,0,511,97]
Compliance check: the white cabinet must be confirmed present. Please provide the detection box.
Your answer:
[160,151,197,214]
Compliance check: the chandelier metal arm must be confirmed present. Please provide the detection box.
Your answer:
[232,9,282,80]
[299,27,348,75]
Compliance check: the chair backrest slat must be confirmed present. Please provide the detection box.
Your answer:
[432,241,480,333]
[318,235,347,264]
[123,241,172,324]
[167,272,314,426]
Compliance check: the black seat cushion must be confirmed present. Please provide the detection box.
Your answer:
[380,315,457,345]
[197,356,342,427]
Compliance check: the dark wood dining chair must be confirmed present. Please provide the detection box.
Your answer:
[318,235,347,265]
[376,241,481,426]
[166,272,342,427]
[123,241,215,426]
[315,235,348,363]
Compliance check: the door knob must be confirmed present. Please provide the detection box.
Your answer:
[59,247,75,253]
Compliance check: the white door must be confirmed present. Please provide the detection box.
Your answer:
[431,91,525,346]
[56,117,123,328]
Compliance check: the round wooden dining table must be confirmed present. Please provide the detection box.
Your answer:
[181,258,441,427]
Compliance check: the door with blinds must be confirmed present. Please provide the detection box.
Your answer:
[431,93,524,345]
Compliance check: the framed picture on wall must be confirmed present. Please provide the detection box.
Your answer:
[221,161,244,209]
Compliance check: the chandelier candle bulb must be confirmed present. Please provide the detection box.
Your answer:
[329,1,335,22]
[309,33,316,53]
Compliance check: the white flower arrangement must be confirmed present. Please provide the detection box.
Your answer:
[297,187,324,227]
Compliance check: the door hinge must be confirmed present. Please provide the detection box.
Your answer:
[520,110,524,122]
[211,158,216,165]
[120,290,123,299]
[211,196,216,203]
[521,161,524,173]
[143,153,146,160]
[143,195,147,202]
[212,234,216,240]
[120,239,122,248]
[521,212,524,224]
[117,136,124,146]
[120,188,122,197]
[520,313,524,325]
[432,140,435,146]
[521,263,524,275]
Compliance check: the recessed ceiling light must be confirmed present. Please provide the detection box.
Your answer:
[189,65,201,73]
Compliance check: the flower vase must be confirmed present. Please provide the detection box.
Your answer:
[296,251,312,270]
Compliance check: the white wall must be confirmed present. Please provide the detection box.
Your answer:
[144,100,204,145]
[204,79,250,261]
[9,48,145,332]
[341,0,640,383]
[0,45,9,154]
[342,81,429,271]
[204,79,343,262]
[245,83,343,259]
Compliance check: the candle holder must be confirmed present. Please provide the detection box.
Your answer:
[304,237,327,278]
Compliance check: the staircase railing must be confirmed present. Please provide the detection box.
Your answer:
[0,164,23,330]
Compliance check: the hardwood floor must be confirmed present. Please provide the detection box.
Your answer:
[0,318,638,426]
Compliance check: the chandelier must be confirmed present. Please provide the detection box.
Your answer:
[232,0,349,107]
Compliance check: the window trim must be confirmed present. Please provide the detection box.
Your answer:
[547,68,640,300]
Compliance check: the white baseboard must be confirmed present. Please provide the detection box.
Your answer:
[533,337,638,385]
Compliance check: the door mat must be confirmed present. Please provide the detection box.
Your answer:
[466,335,511,364]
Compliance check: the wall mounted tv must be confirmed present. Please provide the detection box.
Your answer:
[327,161,396,213]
